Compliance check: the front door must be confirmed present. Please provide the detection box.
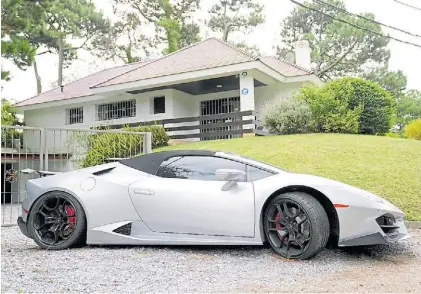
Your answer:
[200,97,240,141]
[128,155,255,237]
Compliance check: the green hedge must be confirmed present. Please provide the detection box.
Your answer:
[295,84,362,134]
[295,77,395,135]
[326,78,395,135]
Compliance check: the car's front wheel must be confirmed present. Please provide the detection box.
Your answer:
[27,191,87,250]
[263,192,330,260]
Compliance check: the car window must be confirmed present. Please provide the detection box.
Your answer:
[157,156,246,181]
[246,165,275,181]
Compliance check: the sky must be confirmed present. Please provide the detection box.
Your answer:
[2,0,421,103]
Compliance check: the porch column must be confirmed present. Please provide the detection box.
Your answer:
[239,70,255,135]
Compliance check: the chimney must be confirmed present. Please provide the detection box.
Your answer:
[294,40,311,69]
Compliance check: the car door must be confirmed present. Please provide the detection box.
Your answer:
[128,155,255,237]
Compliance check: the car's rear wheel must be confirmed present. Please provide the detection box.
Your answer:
[27,191,87,250]
[263,192,330,260]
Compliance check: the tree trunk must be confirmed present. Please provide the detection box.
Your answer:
[57,37,64,87]
[33,59,42,94]
[222,27,230,42]
[222,2,229,42]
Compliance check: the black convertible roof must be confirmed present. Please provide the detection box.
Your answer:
[119,150,216,175]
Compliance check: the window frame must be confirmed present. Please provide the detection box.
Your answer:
[153,96,165,114]
[95,99,136,121]
[65,107,83,125]
[245,164,275,182]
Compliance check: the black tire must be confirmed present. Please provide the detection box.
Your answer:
[263,192,330,260]
[27,191,87,250]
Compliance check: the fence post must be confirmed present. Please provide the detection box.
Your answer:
[143,132,152,154]
[39,128,45,171]
[44,129,49,170]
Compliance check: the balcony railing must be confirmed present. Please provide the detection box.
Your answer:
[107,110,269,141]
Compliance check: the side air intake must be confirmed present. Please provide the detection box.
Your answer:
[376,214,399,238]
[112,222,132,235]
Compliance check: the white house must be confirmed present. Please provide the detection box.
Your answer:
[13,38,321,145]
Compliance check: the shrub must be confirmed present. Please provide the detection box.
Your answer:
[262,97,312,135]
[325,78,396,135]
[404,119,421,140]
[69,124,169,168]
[295,84,362,133]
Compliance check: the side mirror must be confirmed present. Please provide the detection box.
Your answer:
[215,169,246,191]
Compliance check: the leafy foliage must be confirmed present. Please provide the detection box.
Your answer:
[262,98,312,135]
[404,119,421,140]
[278,0,390,80]
[1,0,46,80]
[295,83,362,133]
[1,99,18,126]
[396,90,421,129]
[93,8,156,64]
[207,0,264,41]
[115,0,200,54]
[363,67,407,100]
[328,78,395,135]
[44,0,111,86]
[232,41,260,56]
[70,125,169,168]
[1,99,22,147]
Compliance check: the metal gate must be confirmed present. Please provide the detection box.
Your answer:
[1,126,151,226]
[200,97,241,141]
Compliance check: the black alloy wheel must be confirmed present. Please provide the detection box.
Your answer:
[264,192,330,260]
[28,191,86,250]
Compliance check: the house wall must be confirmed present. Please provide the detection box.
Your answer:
[254,82,304,114]
[23,89,175,153]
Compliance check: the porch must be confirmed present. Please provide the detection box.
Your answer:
[94,70,285,141]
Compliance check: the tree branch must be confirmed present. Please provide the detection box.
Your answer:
[36,50,53,56]
[317,40,358,77]
[132,2,156,23]
[64,35,93,51]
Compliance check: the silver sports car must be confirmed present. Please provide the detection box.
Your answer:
[17,150,410,259]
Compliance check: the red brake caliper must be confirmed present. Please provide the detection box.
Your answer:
[275,212,281,231]
[275,212,288,244]
[65,205,76,228]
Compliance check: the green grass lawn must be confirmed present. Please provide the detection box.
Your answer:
[156,133,421,221]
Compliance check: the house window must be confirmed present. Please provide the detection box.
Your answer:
[66,107,83,125]
[96,99,136,121]
[153,96,165,114]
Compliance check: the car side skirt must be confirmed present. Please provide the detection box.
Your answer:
[87,220,264,246]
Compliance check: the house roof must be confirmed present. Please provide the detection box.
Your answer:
[13,61,151,107]
[260,56,312,77]
[93,38,257,88]
[14,38,313,108]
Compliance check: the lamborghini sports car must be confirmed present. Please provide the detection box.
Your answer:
[17,150,410,259]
